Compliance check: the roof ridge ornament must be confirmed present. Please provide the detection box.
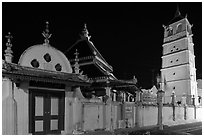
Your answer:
[80,23,91,40]
[74,49,80,74]
[42,21,52,44]
[74,49,79,61]
[4,32,13,63]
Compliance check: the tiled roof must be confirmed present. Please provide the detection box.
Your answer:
[90,78,138,94]
[167,15,184,25]
[66,38,113,72]
[167,6,184,25]
[2,61,90,86]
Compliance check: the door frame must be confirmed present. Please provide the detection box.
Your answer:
[29,87,65,135]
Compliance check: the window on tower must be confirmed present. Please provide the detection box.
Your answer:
[187,25,192,35]
[167,28,173,37]
[176,24,182,33]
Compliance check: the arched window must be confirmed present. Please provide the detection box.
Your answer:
[167,28,173,37]
[176,24,182,33]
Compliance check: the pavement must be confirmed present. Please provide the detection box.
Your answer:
[82,121,202,135]
[161,121,202,135]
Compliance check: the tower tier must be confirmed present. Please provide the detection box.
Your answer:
[162,37,194,56]
[161,64,193,82]
[162,50,193,68]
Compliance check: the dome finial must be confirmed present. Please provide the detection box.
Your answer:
[80,23,91,40]
[4,32,13,63]
[42,21,52,44]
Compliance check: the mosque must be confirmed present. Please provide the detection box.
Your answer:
[2,7,201,135]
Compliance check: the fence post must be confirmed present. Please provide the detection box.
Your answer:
[157,90,164,130]
[192,95,197,119]
[184,104,187,120]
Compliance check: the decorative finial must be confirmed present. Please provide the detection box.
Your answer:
[74,49,80,74]
[175,4,181,17]
[4,32,13,63]
[42,21,52,44]
[132,75,137,84]
[80,23,91,40]
[74,49,79,60]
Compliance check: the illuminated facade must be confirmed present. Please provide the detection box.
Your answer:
[161,8,198,105]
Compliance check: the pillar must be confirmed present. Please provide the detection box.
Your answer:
[171,92,176,121]
[123,92,126,102]
[105,86,112,131]
[157,90,164,130]
[113,92,116,102]
[72,87,83,131]
[127,94,130,102]
[63,86,73,134]
[2,78,17,134]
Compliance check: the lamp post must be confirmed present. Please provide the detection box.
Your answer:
[156,75,164,130]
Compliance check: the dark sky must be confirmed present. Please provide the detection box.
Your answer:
[2,2,202,88]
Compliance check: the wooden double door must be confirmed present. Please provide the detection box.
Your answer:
[29,89,65,135]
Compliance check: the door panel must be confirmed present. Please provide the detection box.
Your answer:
[51,97,59,115]
[35,121,44,132]
[50,119,58,130]
[35,96,44,116]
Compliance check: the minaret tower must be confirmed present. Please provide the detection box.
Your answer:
[161,7,198,105]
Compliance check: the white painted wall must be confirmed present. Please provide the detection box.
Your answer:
[14,82,29,135]
[162,106,174,125]
[175,107,184,121]
[143,106,158,126]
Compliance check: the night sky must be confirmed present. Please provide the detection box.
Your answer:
[2,2,202,88]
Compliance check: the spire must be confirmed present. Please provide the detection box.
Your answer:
[4,32,13,63]
[74,49,80,74]
[167,5,184,25]
[174,4,181,17]
[42,21,52,44]
[80,23,91,40]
